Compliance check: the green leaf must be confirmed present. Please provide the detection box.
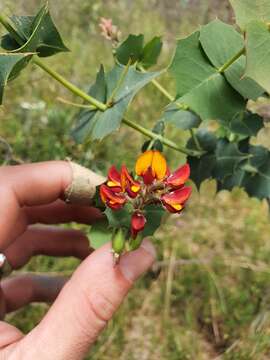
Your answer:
[104,207,132,229]
[217,168,247,192]
[230,111,264,137]
[162,103,201,130]
[187,128,217,152]
[1,4,69,57]
[0,53,32,104]
[89,220,111,249]
[229,0,270,30]
[199,19,243,69]
[72,64,161,142]
[245,20,270,95]
[199,19,264,100]
[115,34,144,65]
[169,31,246,123]
[188,154,216,189]
[142,204,165,237]
[224,56,265,100]
[141,36,163,69]
[213,139,247,181]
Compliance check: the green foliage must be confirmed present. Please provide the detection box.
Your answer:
[229,0,270,29]
[0,53,32,103]
[245,20,270,95]
[115,34,163,69]
[72,64,161,142]
[1,3,69,57]
[162,104,201,130]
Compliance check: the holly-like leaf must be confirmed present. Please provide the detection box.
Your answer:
[199,19,243,69]
[1,4,69,57]
[142,204,165,237]
[115,34,144,65]
[104,207,132,229]
[169,31,246,123]
[245,20,270,95]
[224,56,265,100]
[230,111,264,137]
[162,103,201,130]
[229,0,270,30]
[187,128,217,152]
[199,19,264,100]
[188,154,216,189]
[72,64,161,142]
[140,36,163,69]
[115,34,163,69]
[217,168,247,192]
[0,53,32,104]
[213,139,248,181]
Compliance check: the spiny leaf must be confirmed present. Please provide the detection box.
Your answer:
[199,19,243,69]
[162,103,201,130]
[213,139,248,181]
[188,154,216,189]
[199,19,264,100]
[245,20,270,95]
[229,111,264,138]
[141,36,163,69]
[169,31,245,123]
[142,205,165,237]
[1,4,69,57]
[72,64,162,142]
[115,34,144,65]
[229,0,270,30]
[115,34,163,69]
[0,53,32,104]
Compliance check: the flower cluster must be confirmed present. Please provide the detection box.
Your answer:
[99,18,121,45]
[100,150,192,239]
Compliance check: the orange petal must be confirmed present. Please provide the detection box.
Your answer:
[135,150,154,176]
[152,151,167,180]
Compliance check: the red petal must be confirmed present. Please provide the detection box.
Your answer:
[166,164,190,188]
[121,165,141,196]
[162,186,192,206]
[131,212,146,238]
[100,184,126,209]
[162,202,184,214]
[107,165,121,188]
[142,167,155,185]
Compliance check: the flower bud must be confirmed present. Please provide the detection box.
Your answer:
[112,228,126,259]
[128,233,144,251]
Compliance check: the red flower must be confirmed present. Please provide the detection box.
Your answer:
[131,212,146,238]
[161,186,192,213]
[135,150,168,185]
[121,165,141,198]
[100,184,126,210]
[107,165,122,191]
[166,164,190,188]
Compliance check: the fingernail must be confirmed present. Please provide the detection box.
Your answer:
[119,240,156,282]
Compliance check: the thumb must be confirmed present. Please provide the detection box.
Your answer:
[19,240,156,360]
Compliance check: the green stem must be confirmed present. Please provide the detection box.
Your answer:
[33,56,107,111]
[218,47,245,73]
[107,58,132,106]
[57,97,96,110]
[122,118,201,156]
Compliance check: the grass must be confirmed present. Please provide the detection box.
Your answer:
[1,0,270,359]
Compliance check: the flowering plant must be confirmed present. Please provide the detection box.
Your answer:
[1,1,270,258]
[99,150,191,259]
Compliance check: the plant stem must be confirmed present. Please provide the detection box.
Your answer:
[57,97,96,110]
[122,118,201,156]
[33,56,107,111]
[190,128,202,151]
[218,47,245,73]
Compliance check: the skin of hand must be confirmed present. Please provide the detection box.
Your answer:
[0,161,156,359]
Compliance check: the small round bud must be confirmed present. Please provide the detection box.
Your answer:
[112,228,126,256]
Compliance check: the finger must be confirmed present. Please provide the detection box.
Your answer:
[25,200,103,225]
[0,161,103,250]
[18,240,156,359]
[5,226,93,270]
[1,274,68,313]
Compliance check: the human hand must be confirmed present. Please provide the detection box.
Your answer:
[0,161,156,359]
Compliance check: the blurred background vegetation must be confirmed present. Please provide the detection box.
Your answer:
[1,0,270,359]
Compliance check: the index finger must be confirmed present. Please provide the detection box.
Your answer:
[0,161,102,250]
